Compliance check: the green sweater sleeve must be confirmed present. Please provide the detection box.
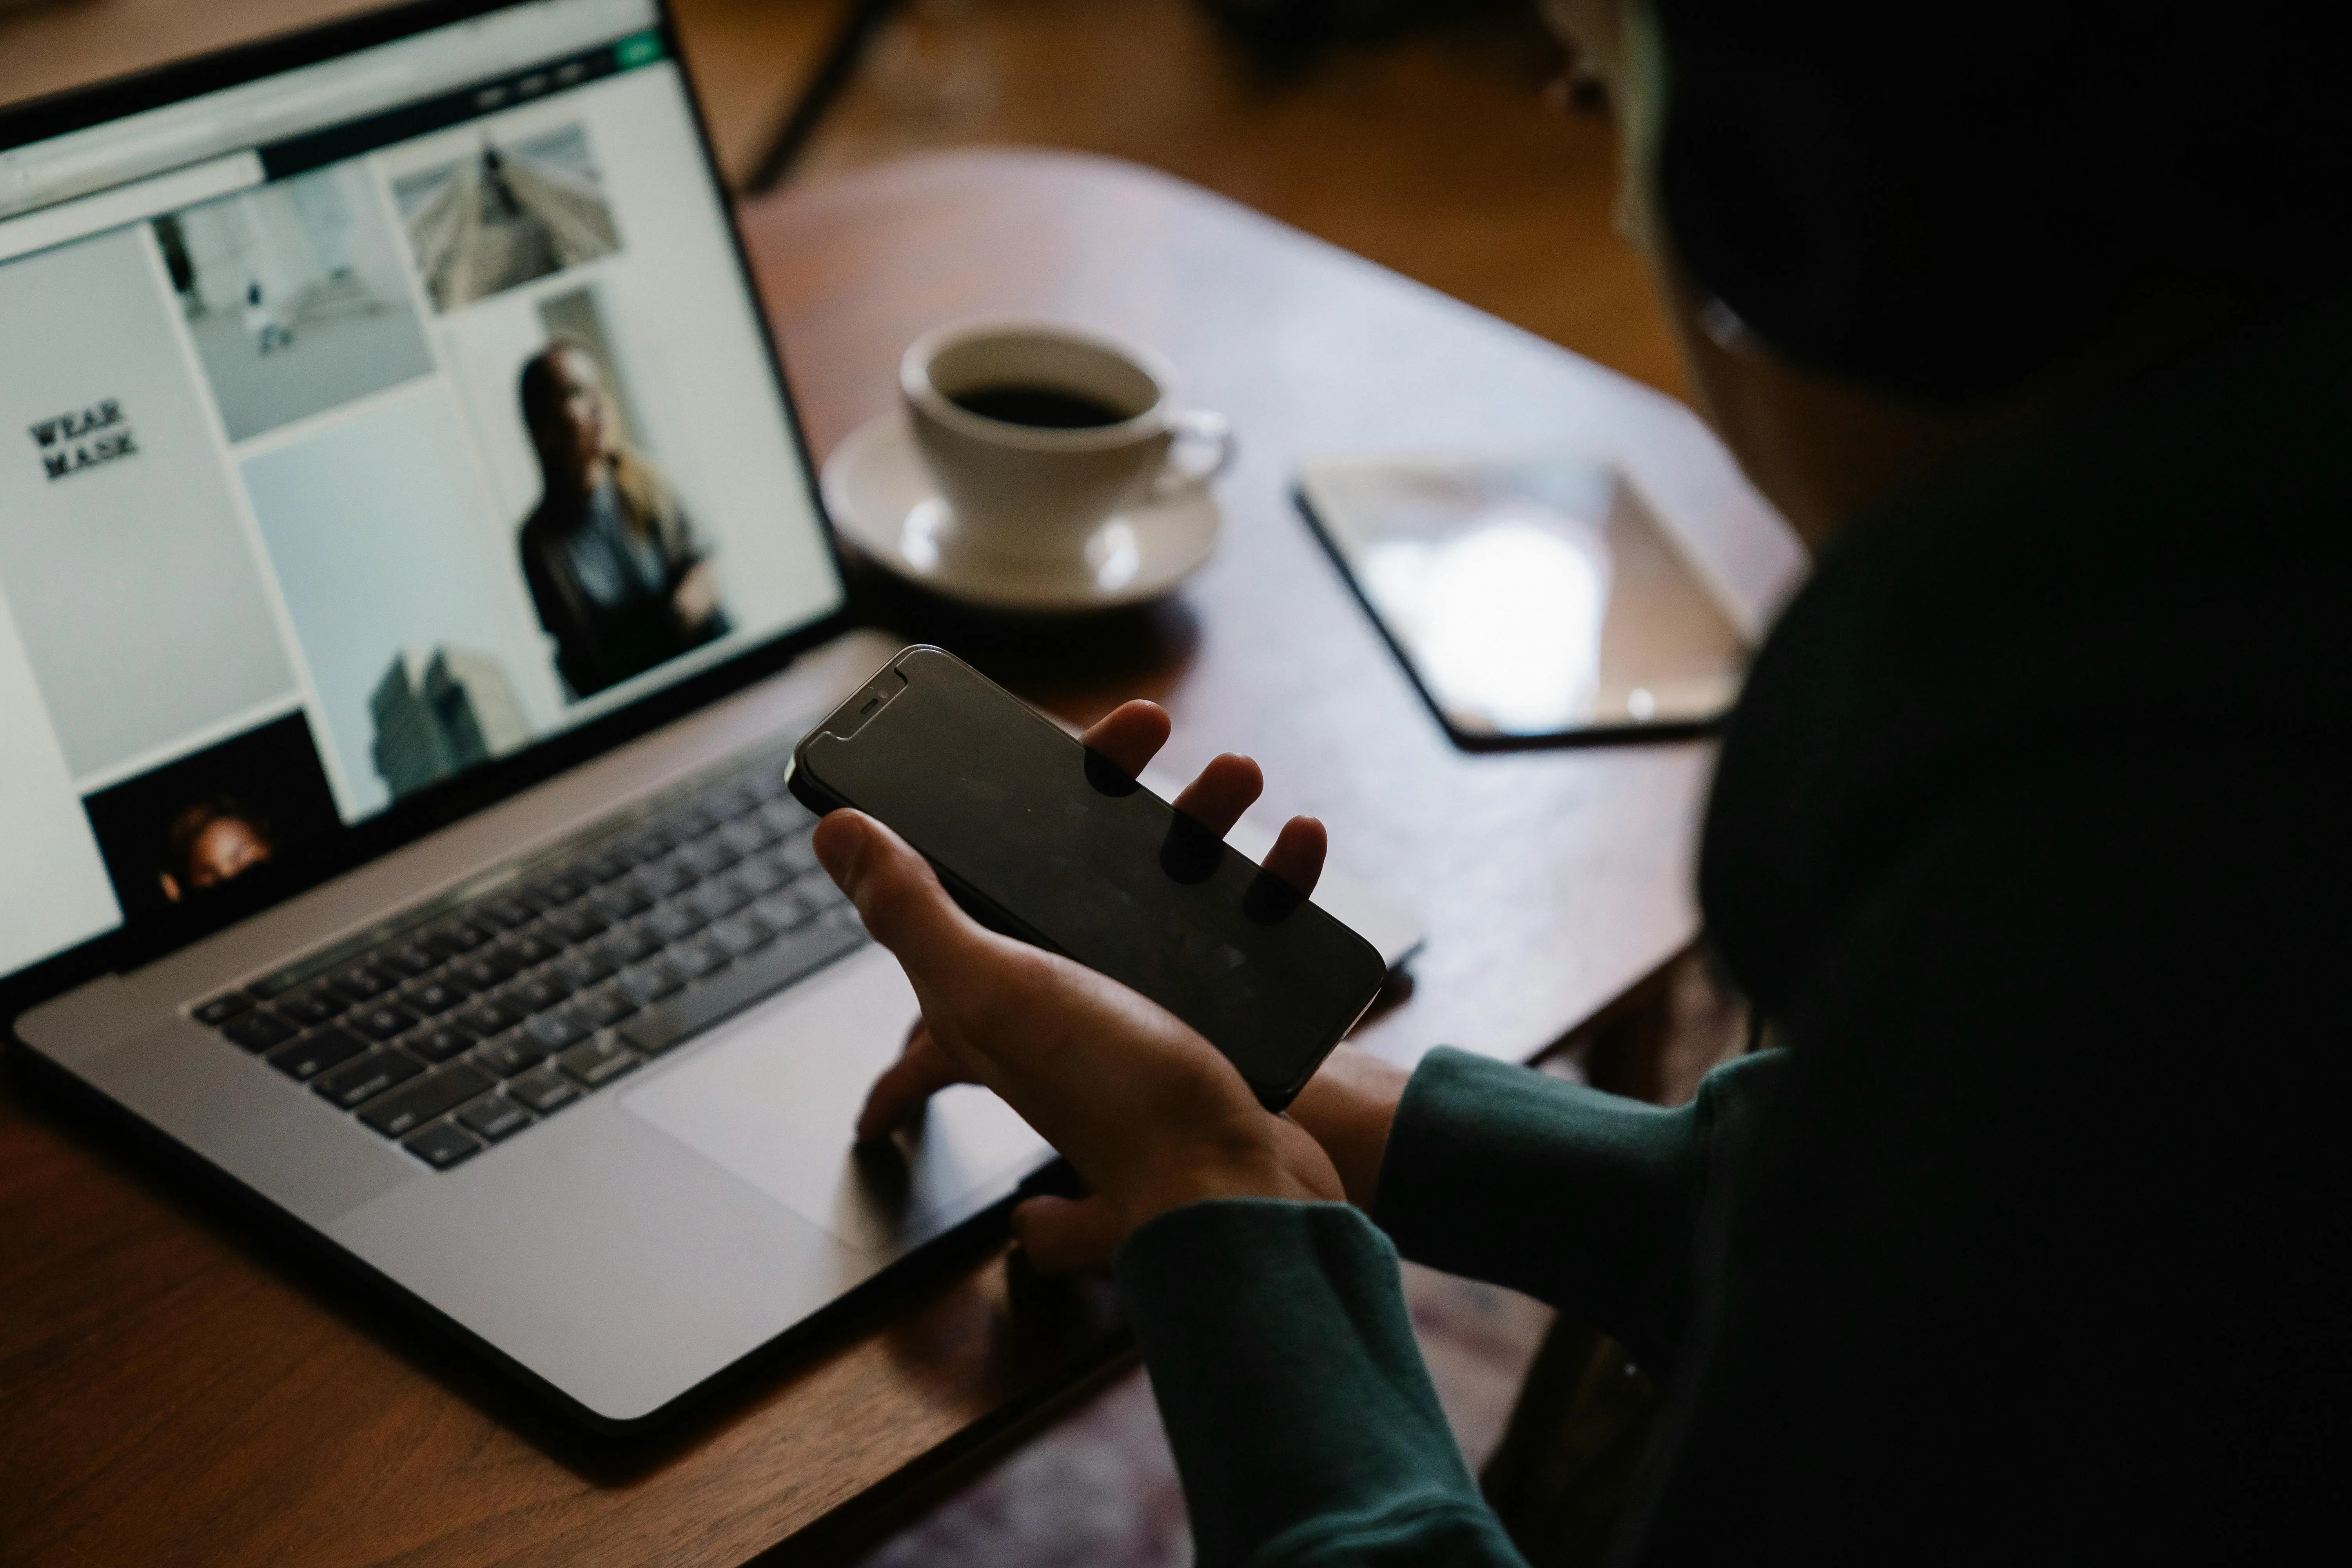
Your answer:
[1116,1198,1529,1568]
[1111,1052,1782,1565]
[1373,1047,1783,1371]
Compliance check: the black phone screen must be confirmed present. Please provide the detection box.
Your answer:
[791,647,1386,1107]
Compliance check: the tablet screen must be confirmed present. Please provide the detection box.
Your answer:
[1299,455,1746,748]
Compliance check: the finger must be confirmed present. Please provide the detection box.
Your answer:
[1261,815,1327,896]
[813,810,984,976]
[1170,753,1263,838]
[1078,701,1171,779]
[855,1020,977,1143]
[1011,1192,1127,1276]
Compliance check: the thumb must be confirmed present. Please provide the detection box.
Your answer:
[812,810,980,979]
[1011,1193,1127,1276]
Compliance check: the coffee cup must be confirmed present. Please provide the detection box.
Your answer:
[900,320,1234,566]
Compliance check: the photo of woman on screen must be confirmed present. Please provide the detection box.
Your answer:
[159,795,275,903]
[515,339,728,700]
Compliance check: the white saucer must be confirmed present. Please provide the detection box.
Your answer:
[820,410,1222,612]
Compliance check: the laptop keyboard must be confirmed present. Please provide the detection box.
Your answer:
[189,751,869,1171]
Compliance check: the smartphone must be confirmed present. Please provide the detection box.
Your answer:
[788,646,1387,1110]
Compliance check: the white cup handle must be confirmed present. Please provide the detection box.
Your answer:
[1149,410,1235,502]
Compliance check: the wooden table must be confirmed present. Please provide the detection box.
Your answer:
[0,149,1796,1568]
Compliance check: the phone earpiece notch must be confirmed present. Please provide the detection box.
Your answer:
[829,668,908,740]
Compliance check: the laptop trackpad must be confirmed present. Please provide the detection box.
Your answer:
[621,944,1049,1250]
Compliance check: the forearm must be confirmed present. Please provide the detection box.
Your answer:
[1371,1049,1783,1370]
[1118,1199,1528,1568]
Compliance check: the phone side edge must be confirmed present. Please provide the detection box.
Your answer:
[1250,907,1392,1112]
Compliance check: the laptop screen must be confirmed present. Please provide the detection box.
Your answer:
[0,0,845,985]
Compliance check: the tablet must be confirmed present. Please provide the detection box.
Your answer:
[1296,454,1749,750]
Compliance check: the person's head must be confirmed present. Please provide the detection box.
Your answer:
[519,339,620,494]
[1543,1,2343,543]
[159,797,274,904]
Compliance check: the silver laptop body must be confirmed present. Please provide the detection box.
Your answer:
[0,0,1056,1427]
[2,0,1417,1428]
[15,626,1062,1425]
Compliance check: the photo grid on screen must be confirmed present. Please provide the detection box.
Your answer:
[0,10,842,975]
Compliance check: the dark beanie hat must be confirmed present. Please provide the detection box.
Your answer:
[1650,3,2348,401]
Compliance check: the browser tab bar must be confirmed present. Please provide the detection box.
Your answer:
[0,0,657,220]
[260,33,661,182]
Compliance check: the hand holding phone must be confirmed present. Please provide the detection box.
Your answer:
[797,670,1371,1270]
[790,647,1389,1111]
[811,803,1348,1269]
[850,699,1328,1134]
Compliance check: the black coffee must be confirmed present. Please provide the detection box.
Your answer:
[949,383,1130,429]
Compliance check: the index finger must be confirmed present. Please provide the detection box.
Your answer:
[855,1020,975,1143]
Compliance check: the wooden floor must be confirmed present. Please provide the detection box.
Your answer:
[2,0,1684,399]
[1,3,1686,1561]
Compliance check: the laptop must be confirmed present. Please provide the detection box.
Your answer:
[0,0,1418,1432]
[0,0,1067,1432]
